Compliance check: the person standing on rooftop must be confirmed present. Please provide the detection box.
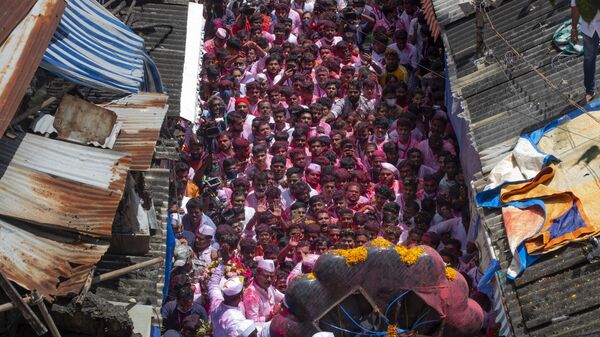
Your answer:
[571,0,600,103]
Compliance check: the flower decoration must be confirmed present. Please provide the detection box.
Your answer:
[387,324,399,337]
[330,246,368,265]
[370,238,392,248]
[307,272,316,280]
[207,257,252,284]
[445,266,458,281]
[394,245,425,265]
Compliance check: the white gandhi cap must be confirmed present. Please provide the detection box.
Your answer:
[198,225,215,237]
[221,276,244,296]
[257,259,275,273]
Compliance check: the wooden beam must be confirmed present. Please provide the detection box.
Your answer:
[92,256,163,284]
[0,296,30,313]
[0,272,47,335]
[32,290,61,337]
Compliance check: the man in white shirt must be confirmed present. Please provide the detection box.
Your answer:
[387,29,418,71]
[572,1,600,103]
[428,216,468,252]
[291,0,315,14]
[194,225,217,266]
[208,268,247,337]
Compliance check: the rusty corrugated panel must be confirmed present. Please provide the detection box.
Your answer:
[0,133,131,237]
[54,94,118,146]
[0,0,65,138]
[421,0,441,42]
[0,218,109,299]
[0,0,36,45]
[102,93,169,170]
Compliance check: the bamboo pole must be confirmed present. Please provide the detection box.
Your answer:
[32,290,61,337]
[92,256,164,284]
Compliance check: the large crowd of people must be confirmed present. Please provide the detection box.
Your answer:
[162,0,492,336]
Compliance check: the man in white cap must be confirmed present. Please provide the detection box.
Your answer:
[194,225,217,265]
[242,259,284,322]
[208,264,247,337]
[236,319,258,337]
[305,163,321,190]
[379,162,401,194]
[204,27,228,55]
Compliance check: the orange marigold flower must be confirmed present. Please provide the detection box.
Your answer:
[387,325,399,337]
[330,246,368,265]
[394,245,425,265]
[445,266,458,281]
[370,238,392,248]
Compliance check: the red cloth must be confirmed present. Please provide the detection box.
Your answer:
[235,97,250,106]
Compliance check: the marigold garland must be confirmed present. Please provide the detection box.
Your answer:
[307,272,316,280]
[445,266,458,281]
[331,246,368,265]
[206,257,252,285]
[370,238,392,248]
[387,325,399,337]
[394,245,425,265]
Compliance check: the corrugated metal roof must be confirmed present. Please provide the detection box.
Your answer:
[421,0,441,41]
[127,1,188,117]
[0,0,36,44]
[432,0,467,27]
[0,0,65,137]
[101,92,169,170]
[0,217,109,299]
[436,0,600,334]
[54,94,119,147]
[0,133,131,237]
[40,0,163,94]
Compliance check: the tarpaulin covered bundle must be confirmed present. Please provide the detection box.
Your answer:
[270,240,483,337]
[40,0,163,93]
[477,100,600,279]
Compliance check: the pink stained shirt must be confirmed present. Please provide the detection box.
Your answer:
[315,36,343,48]
[415,139,456,172]
[242,281,284,322]
[309,122,331,137]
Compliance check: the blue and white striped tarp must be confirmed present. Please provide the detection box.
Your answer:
[40,0,163,93]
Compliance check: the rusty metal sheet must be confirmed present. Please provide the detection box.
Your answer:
[0,218,109,299]
[421,0,441,42]
[0,0,65,137]
[54,94,118,146]
[101,92,169,170]
[0,0,36,45]
[0,133,131,237]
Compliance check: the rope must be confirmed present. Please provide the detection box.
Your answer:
[384,290,410,317]
[339,304,386,334]
[412,319,441,331]
[481,6,600,125]
[411,308,431,330]
[320,321,386,336]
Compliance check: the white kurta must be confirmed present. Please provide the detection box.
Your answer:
[211,303,247,337]
[208,265,247,337]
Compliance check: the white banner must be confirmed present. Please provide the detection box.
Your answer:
[180,2,205,122]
